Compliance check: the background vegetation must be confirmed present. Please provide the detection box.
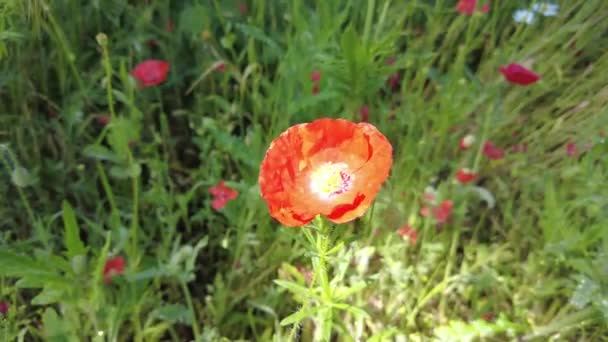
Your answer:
[1,0,607,341]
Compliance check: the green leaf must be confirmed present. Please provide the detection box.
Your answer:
[151,304,193,325]
[178,4,208,35]
[570,275,599,309]
[62,201,86,257]
[273,280,316,299]
[331,303,370,319]
[32,287,64,305]
[11,166,36,187]
[333,282,367,301]
[279,307,319,326]
[0,250,54,277]
[82,144,118,162]
[235,23,283,56]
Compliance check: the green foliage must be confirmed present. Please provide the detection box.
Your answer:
[0,0,607,341]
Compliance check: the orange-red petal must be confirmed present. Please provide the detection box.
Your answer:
[259,119,392,227]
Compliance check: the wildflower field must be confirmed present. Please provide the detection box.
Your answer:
[1,0,608,341]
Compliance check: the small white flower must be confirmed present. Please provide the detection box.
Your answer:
[513,9,536,24]
[532,2,559,16]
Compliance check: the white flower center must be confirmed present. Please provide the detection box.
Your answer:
[309,162,353,199]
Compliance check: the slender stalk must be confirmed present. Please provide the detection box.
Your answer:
[181,281,201,341]
[362,0,376,44]
[1,146,37,226]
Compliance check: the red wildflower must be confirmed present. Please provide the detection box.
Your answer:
[359,105,370,122]
[566,143,577,157]
[209,181,239,210]
[97,115,110,126]
[420,207,430,217]
[310,70,321,83]
[456,168,477,184]
[433,200,453,224]
[259,118,393,227]
[131,60,170,87]
[481,312,495,322]
[499,63,540,86]
[483,141,505,160]
[0,301,8,315]
[386,73,401,91]
[238,2,249,16]
[398,224,418,244]
[103,256,125,283]
[459,134,475,150]
[456,0,489,15]
[312,84,320,95]
[215,62,226,72]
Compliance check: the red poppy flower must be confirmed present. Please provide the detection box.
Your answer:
[131,60,170,87]
[483,141,505,160]
[398,224,418,244]
[456,0,489,15]
[386,73,401,91]
[259,118,393,227]
[359,105,370,122]
[0,301,8,315]
[209,181,239,210]
[481,312,495,322]
[433,200,453,224]
[103,256,125,283]
[420,206,430,217]
[215,61,226,72]
[566,143,577,157]
[238,3,249,16]
[459,134,475,150]
[97,115,110,126]
[499,63,540,86]
[310,70,321,83]
[456,168,477,184]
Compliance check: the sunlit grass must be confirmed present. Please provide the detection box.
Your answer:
[0,0,607,341]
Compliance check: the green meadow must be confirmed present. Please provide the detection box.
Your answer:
[1,0,607,341]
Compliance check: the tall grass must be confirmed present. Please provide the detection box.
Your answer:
[1,0,607,340]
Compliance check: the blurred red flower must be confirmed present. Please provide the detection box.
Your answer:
[456,168,477,184]
[433,200,453,224]
[259,119,393,226]
[386,72,401,91]
[483,141,505,160]
[359,105,370,122]
[209,181,239,210]
[312,84,320,95]
[103,256,125,283]
[310,70,321,83]
[215,62,226,72]
[131,60,170,87]
[97,115,110,126]
[398,224,418,244]
[456,0,489,15]
[0,301,8,315]
[566,143,577,157]
[499,63,540,86]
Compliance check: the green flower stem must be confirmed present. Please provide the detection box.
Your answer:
[314,216,334,341]
[316,217,332,300]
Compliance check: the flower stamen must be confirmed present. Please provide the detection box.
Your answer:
[309,162,353,199]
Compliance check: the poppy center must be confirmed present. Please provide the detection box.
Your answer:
[309,162,353,198]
